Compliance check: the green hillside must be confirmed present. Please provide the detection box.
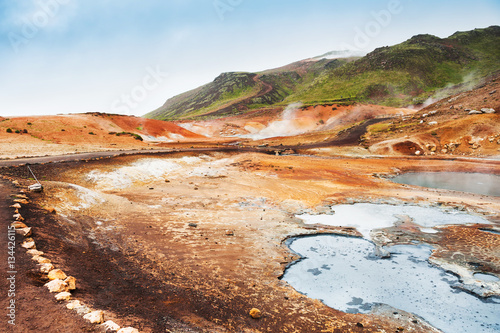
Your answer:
[146,26,500,120]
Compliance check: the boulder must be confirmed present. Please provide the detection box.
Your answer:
[10,203,21,209]
[39,263,54,273]
[13,213,25,221]
[481,108,496,114]
[64,276,77,290]
[45,279,69,293]
[101,320,121,332]
[16,227,32,237]
[84,310,104,324]
[117,328,140,333]
[55,292,72,301]
[48,269,67,281]
[249,308,262,319]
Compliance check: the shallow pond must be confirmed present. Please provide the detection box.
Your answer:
[282,235,500,333]
[391,172,500,197]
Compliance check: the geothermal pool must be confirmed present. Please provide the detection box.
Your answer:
[282,235,500,333]
[282,204,499,332]
[391,172,500,197]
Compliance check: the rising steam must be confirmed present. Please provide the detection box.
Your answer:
[244,102,306,140]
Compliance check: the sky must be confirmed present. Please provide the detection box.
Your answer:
[0,0,499,117]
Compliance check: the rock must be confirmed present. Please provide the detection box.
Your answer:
[45,206,57,214]
[117,328,140,333]
[375,246,391,259]
[101,320,121,332]
[225,230,235,236]
[13,213,25,221]
[48,269,67,281]
[14,194,29,199]
[84,310,104,324]
[65,276,77,290]
[39,263,54,273]
[55,292,72,301]
[489,90,497,95]
[481,108,496,114]
[249,308,262,319]
[66,300,82,310]
[32,255,51,264]
[441,149,448,154]
[16,227,32,237]
[45,279,69,293]
[27,249,44,256]
[11,221,28,229]
[10,203,21,209]
[14,199,29,204]
[428,121,437,126]
[414,150,421,156]
[188,223,198,228]
[468,110,482,115]
[21,238,36,249]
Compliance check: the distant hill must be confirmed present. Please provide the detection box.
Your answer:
[146,26,500,120]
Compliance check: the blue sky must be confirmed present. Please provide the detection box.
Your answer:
[0,0,499,117]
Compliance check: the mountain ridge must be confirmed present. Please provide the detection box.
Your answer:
[146,26,500,120]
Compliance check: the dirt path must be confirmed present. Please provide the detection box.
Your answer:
[0,180,96,333]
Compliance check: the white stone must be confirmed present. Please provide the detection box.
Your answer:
[55,292,72,301]
[48,269,67,281]
[10,203,21,209]
[428,121,438,126]
[102,321,121,332]
[45,279,69,293]
[469,110,482,114]
[27,249,44,256]
[39,263,54,273]
[15,227,32,237]
[32,255,51,264]
[64,276,77,290]
[21,239,36,249]
[481,108,496,114]
[66,300,82,310]
[84,310,104,324]
[118,328,140,333]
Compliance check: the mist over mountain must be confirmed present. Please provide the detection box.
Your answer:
[146,26,500,121]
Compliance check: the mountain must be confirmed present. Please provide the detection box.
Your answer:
[146,26,500,121]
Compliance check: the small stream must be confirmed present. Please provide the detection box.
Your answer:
[391,172,500,197]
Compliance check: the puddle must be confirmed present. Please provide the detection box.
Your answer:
[475,273,500,283]
[282,235,500,333]
[480,228,500,236]
[391,172,500,197]
[297,203,490,239]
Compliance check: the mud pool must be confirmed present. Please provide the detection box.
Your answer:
[282,235,500,333]
[297,203,491,239]
[392,172,500,197]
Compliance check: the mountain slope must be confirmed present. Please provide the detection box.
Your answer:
[146,26,500,120]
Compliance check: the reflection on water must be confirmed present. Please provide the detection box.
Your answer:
[282,235,500,333]
[392,172,500,197]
